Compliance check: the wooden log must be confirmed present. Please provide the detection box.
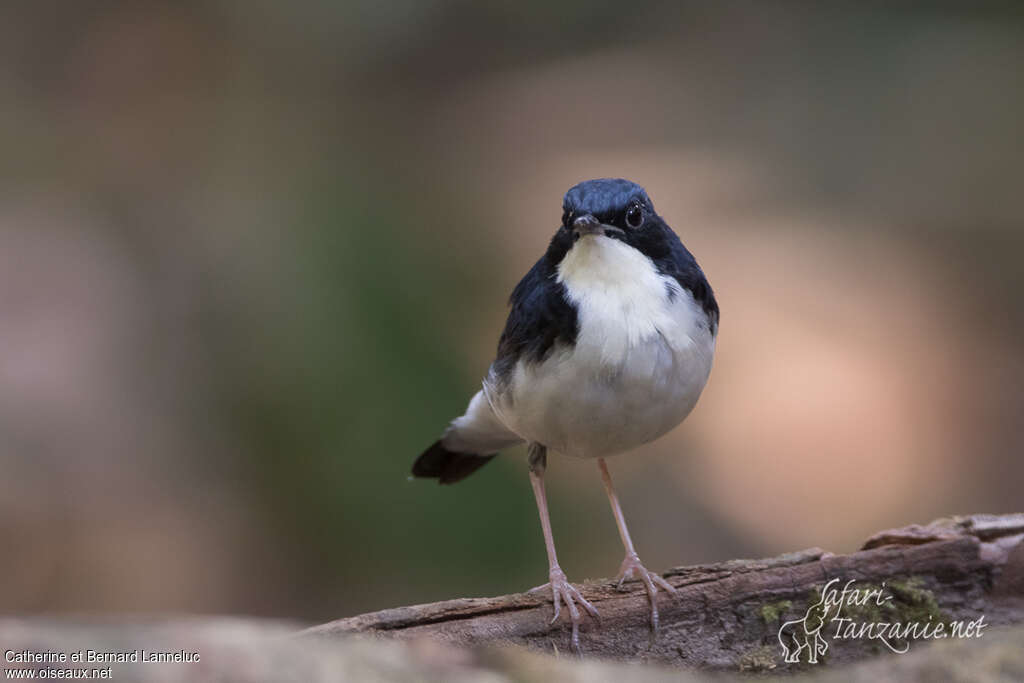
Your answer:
[306,513,1024,671]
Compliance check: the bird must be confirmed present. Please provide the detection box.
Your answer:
[412,178,718,651]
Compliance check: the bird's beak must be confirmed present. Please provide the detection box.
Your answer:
[572,214,623,241]
[572,214,603,238]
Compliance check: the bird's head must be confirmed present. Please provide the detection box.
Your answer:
[547,178,677,264]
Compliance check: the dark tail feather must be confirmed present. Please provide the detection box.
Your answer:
[412,440,497,484]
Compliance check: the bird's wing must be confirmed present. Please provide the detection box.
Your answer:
[491,255,578,381]
[656,232,719,333]
[415,257,573,479]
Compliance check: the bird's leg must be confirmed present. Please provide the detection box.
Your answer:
[528,443,598,652]
[597,457,677,634]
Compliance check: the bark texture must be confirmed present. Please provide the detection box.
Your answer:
[2,514,1022,681]
[308,513,1024,671]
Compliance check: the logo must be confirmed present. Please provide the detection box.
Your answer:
[776,578,987,664]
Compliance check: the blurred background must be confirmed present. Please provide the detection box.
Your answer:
[1,1,1022,622]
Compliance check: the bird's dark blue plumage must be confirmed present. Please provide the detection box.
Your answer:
[651,230,719,332]
[492,179,717,383]
[492,255,578,382]
[562,178,654,223]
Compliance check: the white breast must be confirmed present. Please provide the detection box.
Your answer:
[489,235,715,458]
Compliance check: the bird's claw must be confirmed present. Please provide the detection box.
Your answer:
[539,566,599,653]
[615,553,677,635]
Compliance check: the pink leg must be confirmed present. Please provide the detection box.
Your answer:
[528,444,598,652]
[598,458,678,634]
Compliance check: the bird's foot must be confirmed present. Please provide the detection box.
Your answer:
[616,552,677,634]
[534,566,599,653]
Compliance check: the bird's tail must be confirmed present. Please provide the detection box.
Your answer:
[411,440,497,484]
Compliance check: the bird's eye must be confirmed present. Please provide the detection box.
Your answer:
[563,210,574,227]
[625,204,644,229]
